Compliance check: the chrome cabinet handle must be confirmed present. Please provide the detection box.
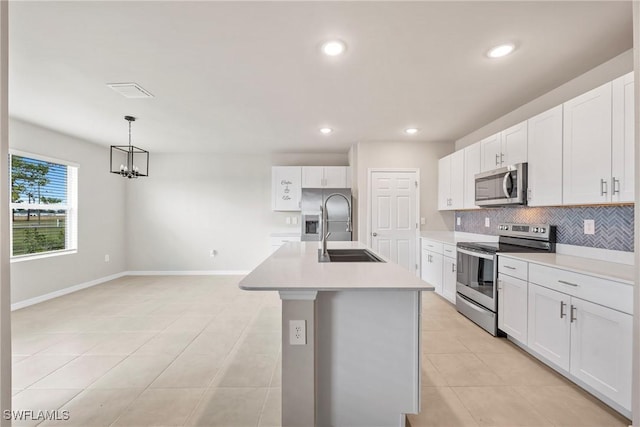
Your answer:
[560,301,566,318]
[558,280,579,287]
[495,153,500,166]
[613,177,620,195]
[500,152,505,164]
[600,178,607,196]
[570,305,577,323]
[452,264,456,273]
[503,265,516,270]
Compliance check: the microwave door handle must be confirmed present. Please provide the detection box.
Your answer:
[502,172,512,198]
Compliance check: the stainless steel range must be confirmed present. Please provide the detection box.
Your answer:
[456,223,556,336]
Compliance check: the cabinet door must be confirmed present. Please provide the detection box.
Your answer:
[463,142,481,209]
[527,105,563,206]
[502,121,528,166]
[611,72,634,203]
[437,155,451,210]
[527,283,571,371]
[480,133,502,172]
[569,297,633,411]
[323,166,348,188]
[421,250,443,295]
[442,256,456,304]
[302,166,324,188]
[272,166,302,211]
[498,274,528,344]
[562,82,612,204]
[449,150,465,209]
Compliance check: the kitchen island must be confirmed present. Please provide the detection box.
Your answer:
[239,241,434,427]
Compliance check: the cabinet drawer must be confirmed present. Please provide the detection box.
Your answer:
[421,239,443,254]
[442,244,456,258]
[529,263,633,315]
[498,257,528,280]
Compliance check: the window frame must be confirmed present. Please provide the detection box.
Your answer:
[9,150,79,261]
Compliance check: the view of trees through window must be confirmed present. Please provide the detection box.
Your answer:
[11,155,69,256]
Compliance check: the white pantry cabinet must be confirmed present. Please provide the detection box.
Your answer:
[611,72,635,203]
[272,166,302,211]
[442,244,457,304]
[302,166,350,188]
[437,150,464,210]
[562,82,613,204]
[527,105,563,206]
[463,142,481,209]
[498,273,528,345]
[480,121,527,172]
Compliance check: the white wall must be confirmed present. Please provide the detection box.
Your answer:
[456,49,634,150]
[351,141,455,243]
[9,118,126,304]
[126,152,347,272]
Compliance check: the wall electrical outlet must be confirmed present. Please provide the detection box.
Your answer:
[456,217,461,226]
[289,320,306,345]
[292,216,298,225]
[485,217,490,227]
[420,217,426,225]
[286,216,291,225]
[584,219,595,235]
[104,254,110,262]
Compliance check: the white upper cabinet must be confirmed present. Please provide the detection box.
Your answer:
[438,151,464,211]
[463,142,481,209]
[527,105,563,207]
[272,166,302,211]
[611,72,635,203]
[480,121,528,172]
[480,133,503,171]
[562,82,613,205]
[302,166,350,188]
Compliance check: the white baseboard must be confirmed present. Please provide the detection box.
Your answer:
[11,270,251,310]
[125,270,251,276]
[11,271,127,311]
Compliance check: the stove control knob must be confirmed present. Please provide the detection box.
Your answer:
[533,227,539,232]
[540,227,546,233]
[498,225,503,230]
[503,225,509,230]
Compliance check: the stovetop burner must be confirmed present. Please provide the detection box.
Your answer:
[457,223,556,255]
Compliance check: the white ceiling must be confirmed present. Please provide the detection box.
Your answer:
[8,1,632,154]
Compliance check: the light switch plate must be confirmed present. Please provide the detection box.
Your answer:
[584,219,595,235]
[289,320,306,345]
[484,217,490,227]
[286,217,291,225]
[292,216,298,225]
[420,217,426,225]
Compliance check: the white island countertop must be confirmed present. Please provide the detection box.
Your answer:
[239,241,434,291]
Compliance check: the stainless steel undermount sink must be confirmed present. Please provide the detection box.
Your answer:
[318,248,385,263]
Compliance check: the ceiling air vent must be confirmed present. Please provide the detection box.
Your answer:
[107,83,154,99]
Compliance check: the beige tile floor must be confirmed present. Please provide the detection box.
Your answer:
[10,275,630,427]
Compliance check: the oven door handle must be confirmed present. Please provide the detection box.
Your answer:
[456,247,495,261]
[502,172,512,198]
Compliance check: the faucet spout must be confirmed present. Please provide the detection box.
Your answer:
[321,193,352,259]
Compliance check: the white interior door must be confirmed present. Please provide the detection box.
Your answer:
[370,171,418,273]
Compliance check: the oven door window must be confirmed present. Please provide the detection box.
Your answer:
[457,251,495,299]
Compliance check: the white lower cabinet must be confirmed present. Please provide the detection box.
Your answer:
[442,255,456,304]
[569,297,633,411]
[497,274,528,344]
[527,283,571,371]
[527,282,633,413]
[421,249,443,295]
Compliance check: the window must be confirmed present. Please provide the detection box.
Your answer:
[10,151,78,258]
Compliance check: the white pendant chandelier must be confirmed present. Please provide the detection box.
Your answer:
[110,115,149,179]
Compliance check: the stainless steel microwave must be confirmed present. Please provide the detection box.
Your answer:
[474,163,527,207]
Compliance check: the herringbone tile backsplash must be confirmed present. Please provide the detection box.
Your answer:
[455,205,634,252]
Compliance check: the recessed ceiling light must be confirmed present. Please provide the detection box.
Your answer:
[321,40,346,56]
[404,128,419,135]
[487,43,515,59]
[320,127,333,135]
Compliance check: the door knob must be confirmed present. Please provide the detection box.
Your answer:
[372,232,378,237]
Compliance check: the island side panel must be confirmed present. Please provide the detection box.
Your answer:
[316,290,421,426]
[281,297,316,426]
